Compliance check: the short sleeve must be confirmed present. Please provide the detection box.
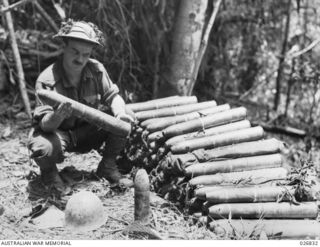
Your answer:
[96,63,119,107]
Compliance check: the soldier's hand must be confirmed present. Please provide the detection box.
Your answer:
[56,102,73,120]
[116,112,134,123]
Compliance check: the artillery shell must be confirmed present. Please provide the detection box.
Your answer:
[134,169,150,223]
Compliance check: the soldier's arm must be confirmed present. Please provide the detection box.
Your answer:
[111,94,134,123]
[39,102,72,132]
[34,71,72,132]
[98,62,134,123]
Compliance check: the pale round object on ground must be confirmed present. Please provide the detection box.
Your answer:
[64,190,106,231]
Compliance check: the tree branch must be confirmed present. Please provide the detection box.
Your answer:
[21,48,62,58]
[288,38,320,59]
[252,122,306,138]
[0,0,34,14]
[33,0,59,32]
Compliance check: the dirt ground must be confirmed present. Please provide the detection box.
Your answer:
[0,116,218,240]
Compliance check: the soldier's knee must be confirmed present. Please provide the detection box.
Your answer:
[28,132,64,162]
[28,136,53,158]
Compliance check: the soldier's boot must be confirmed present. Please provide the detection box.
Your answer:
[96,134,133,187]
[33,155,70,194]
[96,157,121,183]
[28,129,70,195]
[96,157,133,187]
[40,164,67,194]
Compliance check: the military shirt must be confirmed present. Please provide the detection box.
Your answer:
[33,56,119,130]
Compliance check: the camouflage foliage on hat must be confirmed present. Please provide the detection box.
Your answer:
[55,19,105,46]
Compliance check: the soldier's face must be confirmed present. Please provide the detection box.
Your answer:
[63,39,94,72]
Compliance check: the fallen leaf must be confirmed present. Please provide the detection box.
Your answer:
[16,179,28,187]
[29,205,65,229]
[150,192,169,207]
[20,206,33,217]
[10,170,26,177]
[2,126,11,138]
[259,231,268,240]
[15,112,29,120]
[18,147,29,156]
[0,179,10,189]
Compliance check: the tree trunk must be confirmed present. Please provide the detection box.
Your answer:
[187,0,222,96]
[273,0,291,111]
[0,57,8,92]
[284,59,295,117]
[158,0,208,97]
[33,0,59,32]
[3,0,32,118]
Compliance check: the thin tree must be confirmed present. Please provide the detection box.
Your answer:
[274,0,291,111]
[3,0,32,118]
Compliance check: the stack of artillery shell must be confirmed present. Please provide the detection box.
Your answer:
[120,96,320,239]
[209,219,320,239]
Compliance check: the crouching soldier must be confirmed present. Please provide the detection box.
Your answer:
[27,20,134,193]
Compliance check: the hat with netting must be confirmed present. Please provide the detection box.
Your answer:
[54,19,104,46]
